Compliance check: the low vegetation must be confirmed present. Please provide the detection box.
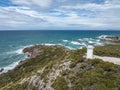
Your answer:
[52,76,69,90]
[0,45,120,90]
[94,45,120,57]
[70,59,120,90]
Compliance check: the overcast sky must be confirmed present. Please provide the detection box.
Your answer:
[0,0,120,30]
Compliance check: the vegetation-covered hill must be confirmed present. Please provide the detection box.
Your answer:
[0,45,120,90]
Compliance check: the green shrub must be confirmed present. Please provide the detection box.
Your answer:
[94,45,120,57]
[70,62,76,68]
[52,76,69,90]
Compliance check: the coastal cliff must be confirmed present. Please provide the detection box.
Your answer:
[0,45,120,90]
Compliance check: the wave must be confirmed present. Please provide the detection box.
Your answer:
[0,48,23,56]
[81,38,90,41]
[4,51,16,55]
[14,44,35,54]
[62,40,69,42]
[71,41,80,45]
[0,45,33,72]
[70,41,82,45]
[64,46,74,50]
[6,47,24,55]
[15,48,23,54]
[3,61,19,72]
[2,55,28,73]
[43,43,56,46]
[98,35,108,39]
[42,43,64,46]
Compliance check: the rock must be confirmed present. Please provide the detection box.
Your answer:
[0,68,4,73]
[27,54,31,57]
[18,60,24,65]
[23,45,42,58]
[23,47,33,53]
[99,35,120,44]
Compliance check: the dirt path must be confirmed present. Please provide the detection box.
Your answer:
[94,55,120,65]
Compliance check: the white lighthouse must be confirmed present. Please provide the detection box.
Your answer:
[87,42,94,59]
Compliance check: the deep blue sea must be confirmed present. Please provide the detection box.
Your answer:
[0,30,120,72]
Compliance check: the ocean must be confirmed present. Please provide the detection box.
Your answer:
[0,30,120,72]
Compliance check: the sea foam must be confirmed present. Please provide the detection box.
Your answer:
[3,61,19,72]
[2,54,28,72]
[63,40,69,42]
[15,48,23,54]
[71,41,81,45]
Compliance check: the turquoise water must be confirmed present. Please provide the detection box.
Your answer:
[0,30,120,71]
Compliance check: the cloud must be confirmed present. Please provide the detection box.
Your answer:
[0,0,120,30]
[32,0,52,8]
[61,2,120,12]
[0,6,47,30]
[55,0,120,29]
[11,0,52,8]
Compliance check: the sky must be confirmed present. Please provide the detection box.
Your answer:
[0,0,120,30]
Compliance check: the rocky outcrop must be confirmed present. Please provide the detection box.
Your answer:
[0,68,4,73]
[99,35,120,44]
[23,45,42,58]
[0,68,4,75]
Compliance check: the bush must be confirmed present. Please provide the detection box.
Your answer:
[70,62,76,68]
[94,45,120,57]
[52,76,69,90]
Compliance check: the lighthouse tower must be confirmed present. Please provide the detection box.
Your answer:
[87,42,94,59]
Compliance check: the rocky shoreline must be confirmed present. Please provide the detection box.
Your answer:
[99,35,120,44]
[23,45,42,58]
[0,45,43,74]
[18,45,44,66]
[0,45,68,74]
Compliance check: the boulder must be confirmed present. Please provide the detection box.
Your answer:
[0,68,4,73]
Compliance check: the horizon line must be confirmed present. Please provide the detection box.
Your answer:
[0,29,120,31]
